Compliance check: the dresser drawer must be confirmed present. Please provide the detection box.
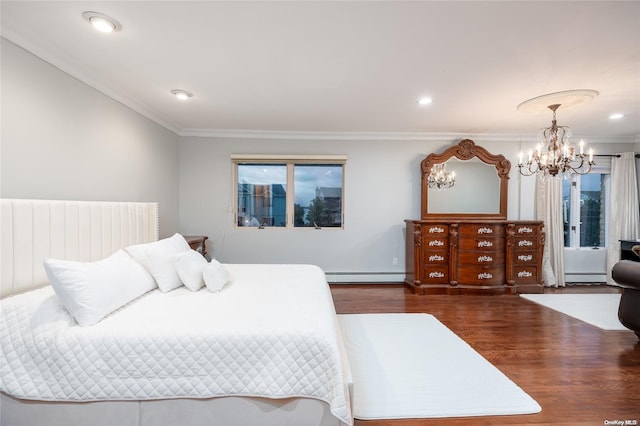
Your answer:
[458,237,505,251]
[514,250,537,265]
[512,266,539,284]
[424,237,449,250]
[423,250,449,264]
[422,224,449,237]
[421,265,449,284]
[457,250,504,266]
[458,265,505,285]
[514,237,538,251]
[459,224,505,237]
[513,224,539,236]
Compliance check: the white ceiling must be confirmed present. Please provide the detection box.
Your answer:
[2,1,639,142]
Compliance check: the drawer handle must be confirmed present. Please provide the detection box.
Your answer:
[518,271,533,278]
[477,240,493,248]
[518,227,533,233]
[478,272,493,279]
[518,240,533,247]
[518,254,533,261]
[428,226,445,233]
[478,255,493,263]
[477,227,493,234]
[429,240,445,247]
[429,254,445,261]
[429,271,445,278]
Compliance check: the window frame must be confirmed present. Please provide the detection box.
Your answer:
[231,155,347,230]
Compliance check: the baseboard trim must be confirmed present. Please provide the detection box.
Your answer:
[564,273,606,283]
[325,272,405,283]
[327,271,608,284]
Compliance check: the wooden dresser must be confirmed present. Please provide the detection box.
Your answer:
[405,219,544,294]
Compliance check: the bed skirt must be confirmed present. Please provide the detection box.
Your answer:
[1,392,349,426]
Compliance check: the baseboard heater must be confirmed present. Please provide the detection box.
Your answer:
[325,271,405,284]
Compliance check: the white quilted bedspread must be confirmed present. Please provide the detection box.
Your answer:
[0,264,352,425]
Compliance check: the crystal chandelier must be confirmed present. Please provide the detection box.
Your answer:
[518,104,594,177]
[428,163,455,189]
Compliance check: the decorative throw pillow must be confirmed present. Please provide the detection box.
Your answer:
[203,259,231,292]
[126,233,191,292]
[175,250,207,291]
[43,250,156,326]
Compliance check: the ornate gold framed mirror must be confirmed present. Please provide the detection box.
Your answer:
[421,139,510,219]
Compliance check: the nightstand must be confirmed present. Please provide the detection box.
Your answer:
[184,235,209,259]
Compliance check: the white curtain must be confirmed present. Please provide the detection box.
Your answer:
[535,175,565,287]
[607,152,640,284]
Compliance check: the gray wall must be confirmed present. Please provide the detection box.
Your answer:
[178,137,637,281]
[1,39,180,236]
[178,137,531,281]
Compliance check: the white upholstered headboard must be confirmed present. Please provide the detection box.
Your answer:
[1,199,159,297]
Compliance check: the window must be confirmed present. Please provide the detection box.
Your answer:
[562,170,610,248]
[233,155,345,229]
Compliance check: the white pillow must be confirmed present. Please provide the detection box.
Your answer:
[43,250,156,326]
[203,259,231,292]
[175,250,207,291]
[126,233,191,292]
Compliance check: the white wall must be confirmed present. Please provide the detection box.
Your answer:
[1,39,180,236]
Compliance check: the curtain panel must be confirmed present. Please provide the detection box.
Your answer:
[535,175,565,287]
[607,152,640,284]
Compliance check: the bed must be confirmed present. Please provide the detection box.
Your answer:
[0,199,353,426]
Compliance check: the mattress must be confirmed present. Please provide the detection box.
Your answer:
[0,264,352,426]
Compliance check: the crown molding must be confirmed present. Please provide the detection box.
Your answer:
[178,128,638,144]
[179,129,532,142]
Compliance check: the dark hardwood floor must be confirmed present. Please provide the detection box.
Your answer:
[330,284,640,426]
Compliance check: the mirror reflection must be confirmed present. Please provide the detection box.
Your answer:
[427,158,501,214]
[427,163,456,190]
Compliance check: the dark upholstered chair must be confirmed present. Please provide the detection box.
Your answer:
[612,259,640,339]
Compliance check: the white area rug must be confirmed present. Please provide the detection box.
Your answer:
[520,293,629,331]
[337,313,541,420]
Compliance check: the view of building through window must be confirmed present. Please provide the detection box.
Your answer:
[236,161,343,228]
[294,165,342,227]
[237,164,287,227]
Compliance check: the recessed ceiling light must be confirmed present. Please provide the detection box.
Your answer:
[171,89,193,101]
[609,113,624,120]
[418,97,433,106]
[82,11,122,33]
